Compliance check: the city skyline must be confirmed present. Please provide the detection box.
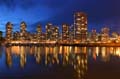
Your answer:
[0,0,119,35]
[0,1,120,79]
[2,11,120,37]
[5,12,88,43]
[3,12,120,46]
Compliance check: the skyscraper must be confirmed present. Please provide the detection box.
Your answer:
[13,32,17,40]
[62,24,69,42]
[74,12,88,42]
[91,29,97,42]
[36,24,42,41]
[101,27,110,42]
[51,26,59,41]
[69,24,74,42]
[20,21,27,41]
[6,22,13,42]
[46,23,52,40]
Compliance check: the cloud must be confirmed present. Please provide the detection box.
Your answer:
[0,0,71,10]
[0,0,37,10]
[0,0,120,34]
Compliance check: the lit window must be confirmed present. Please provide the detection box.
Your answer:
[81,16,84,19]
[81,24,85,26]
[77,18,81,21]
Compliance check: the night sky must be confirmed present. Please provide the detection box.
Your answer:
[0,0,120,35]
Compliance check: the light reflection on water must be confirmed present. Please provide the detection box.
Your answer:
[5,46,87,79]
[2,46,120,78]
[88,47,120,62]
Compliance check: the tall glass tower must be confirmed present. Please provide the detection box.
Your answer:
[36,24,42,41]
[74,12,88,42]
[6,22,13,43]
[20,21,27,41]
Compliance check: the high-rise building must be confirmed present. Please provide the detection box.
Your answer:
[91,29,97,41]
[41,33,46,41]
[32,33,37,41]
[51,26,59,41]
[13,32,17,40]
[74,12,88,42]
[36,24,42,41]
[46,23,52,40]
[20,21,27,41]
[101,27,110,42]
[6,22,13,42]
[62,24,69,41]
[69,24,74,42]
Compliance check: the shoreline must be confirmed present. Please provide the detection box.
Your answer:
[4,42,120,47]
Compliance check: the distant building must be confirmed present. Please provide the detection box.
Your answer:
[69,24,74,41]
[13,32,17,40]
[36,24,42,41]
[6,22,13,42]
[41,33,46,41]
[20,21,27,41]
[74,12,88,42]
[26,32,31,40]
[62,24,69,41]
[101,27,110,42]
[13,31,21,41]
[112,32,119,38]
[51,26,59,41]
[91,29,97,41]
[32,33,37,41]
[46,23,52,40]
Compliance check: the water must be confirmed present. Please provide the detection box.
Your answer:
[0,46,120,79]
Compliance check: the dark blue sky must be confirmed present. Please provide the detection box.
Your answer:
[0,0,120,33]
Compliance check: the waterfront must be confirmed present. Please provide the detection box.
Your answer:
[0,46,120,79]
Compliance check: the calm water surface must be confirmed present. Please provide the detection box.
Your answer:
[0,46,120,79]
